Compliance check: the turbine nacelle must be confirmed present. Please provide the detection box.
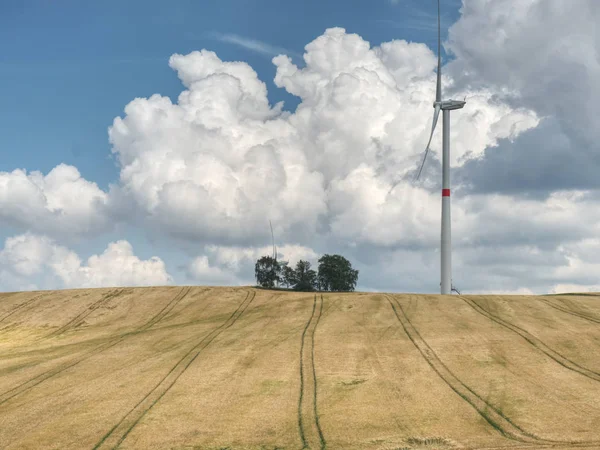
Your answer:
[440,100,466,111]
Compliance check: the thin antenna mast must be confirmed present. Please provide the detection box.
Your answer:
[269,220,276,261]
[269,220,278,288]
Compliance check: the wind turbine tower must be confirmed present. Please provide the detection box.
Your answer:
[415,0,466,294]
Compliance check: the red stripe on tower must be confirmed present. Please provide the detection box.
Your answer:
[442,189,450,197]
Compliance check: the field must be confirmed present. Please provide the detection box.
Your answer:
[1,287,600,449]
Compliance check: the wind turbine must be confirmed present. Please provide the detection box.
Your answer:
[415,0,466,295]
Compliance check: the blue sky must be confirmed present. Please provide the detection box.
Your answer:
[0,0,460,191]
[1,0,598,294]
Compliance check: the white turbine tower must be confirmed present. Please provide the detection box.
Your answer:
[415,0,465,295]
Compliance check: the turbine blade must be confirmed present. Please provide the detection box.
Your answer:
[436,0,442,103]
[415,104,441,181]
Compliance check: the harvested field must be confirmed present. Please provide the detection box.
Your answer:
[1,287,600,449]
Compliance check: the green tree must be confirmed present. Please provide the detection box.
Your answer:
[293,260,317,291]
[280,262,296,288]
[255,255,280,288]
[317,254,359,292]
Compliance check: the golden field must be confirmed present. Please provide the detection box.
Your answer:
[1,287,600,449]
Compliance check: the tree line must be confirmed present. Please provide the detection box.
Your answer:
[255,254,359,292]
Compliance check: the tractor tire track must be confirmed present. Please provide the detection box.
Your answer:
[0,287,194,406]
[0,293,48,328]
[386,295,563,445]
[311,295,326,449]
[137,286,194,331]
[297,295,326,450]
[44,288,125,339]
[459,295,600,383]
[537,297,600,325]
[1,287,210,363]
[92,290,256,450]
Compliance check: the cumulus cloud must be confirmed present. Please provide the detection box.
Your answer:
[186,255,237,285]
[0,234,172,291]
[108,27,537,252]
[447,0,600,194]
[0,164,110,238]
[553,239,600,288]
[109,49,326,246]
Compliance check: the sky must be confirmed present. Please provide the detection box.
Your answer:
[0,0,598,294]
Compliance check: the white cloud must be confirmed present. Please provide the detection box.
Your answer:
[109,50,326,246]
[446,1,600,196]
[186,255,237,285]
[207,32,298,58]
[107,28,537,252]
[209,244,318,269]
[447,0,600,143]
[0,234,172,291]
[0,164,110,239]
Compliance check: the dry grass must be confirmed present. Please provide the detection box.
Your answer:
[1,287,600,449]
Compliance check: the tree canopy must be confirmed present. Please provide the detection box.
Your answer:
[317,254,359,292]
[280,262,296,289]
[292,260,318,291]
[255,253,358,292]
[254,255,280,288]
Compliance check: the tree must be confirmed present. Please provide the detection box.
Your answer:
[255,255,280,288]
[280,262,296,288]
[293,260,317,291]
[317,254,359,292]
